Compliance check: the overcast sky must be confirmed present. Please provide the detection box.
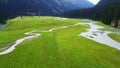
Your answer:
[88,0,100,4]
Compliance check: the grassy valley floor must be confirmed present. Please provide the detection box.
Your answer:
[108,34,120,43]
[0,16,120,68]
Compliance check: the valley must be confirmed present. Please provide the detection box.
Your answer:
[0,16,120,68]
[0,0,120,68]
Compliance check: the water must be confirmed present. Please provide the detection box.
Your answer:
[0,23,84,55]
[80,21,120,50]
[0,25,5,30]
[0,21,120,55]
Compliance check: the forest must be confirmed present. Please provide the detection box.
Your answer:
[63,0,120,28]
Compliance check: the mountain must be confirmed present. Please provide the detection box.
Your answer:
[0,0,94,21]
[63,0,120,28]
[96,0,118,7]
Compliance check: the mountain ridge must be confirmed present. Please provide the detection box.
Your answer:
[63,0,120,28]
[0,0,94,23]
[0,0,94,15]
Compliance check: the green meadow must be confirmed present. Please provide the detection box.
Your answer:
[96,21,120,42]
[0,16,120,68]
[108,34,120,42]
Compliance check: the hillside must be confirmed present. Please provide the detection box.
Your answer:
[0,0,94,23]
[63,0,120,28]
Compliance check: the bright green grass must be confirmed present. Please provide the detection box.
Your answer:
[108,33,120,42]
[0,16,83,49]
[0,16,120,68]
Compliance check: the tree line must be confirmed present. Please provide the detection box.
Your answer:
[63,0,120,28]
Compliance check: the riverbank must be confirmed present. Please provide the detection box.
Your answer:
[0,16,120,68]
[0,24,5,30]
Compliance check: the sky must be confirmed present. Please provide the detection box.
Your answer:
[88,0,100,4]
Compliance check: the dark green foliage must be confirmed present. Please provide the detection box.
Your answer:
[63,0,120,28]
[0,0,94,24]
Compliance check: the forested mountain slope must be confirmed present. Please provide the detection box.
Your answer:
[63,0,120,28]
[0,0,94,24]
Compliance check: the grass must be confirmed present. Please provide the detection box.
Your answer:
[0,16,120,68]
[108,33,120,42]
[96,21,120,43]
[0,16,82,49]
[96,21,117,32]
